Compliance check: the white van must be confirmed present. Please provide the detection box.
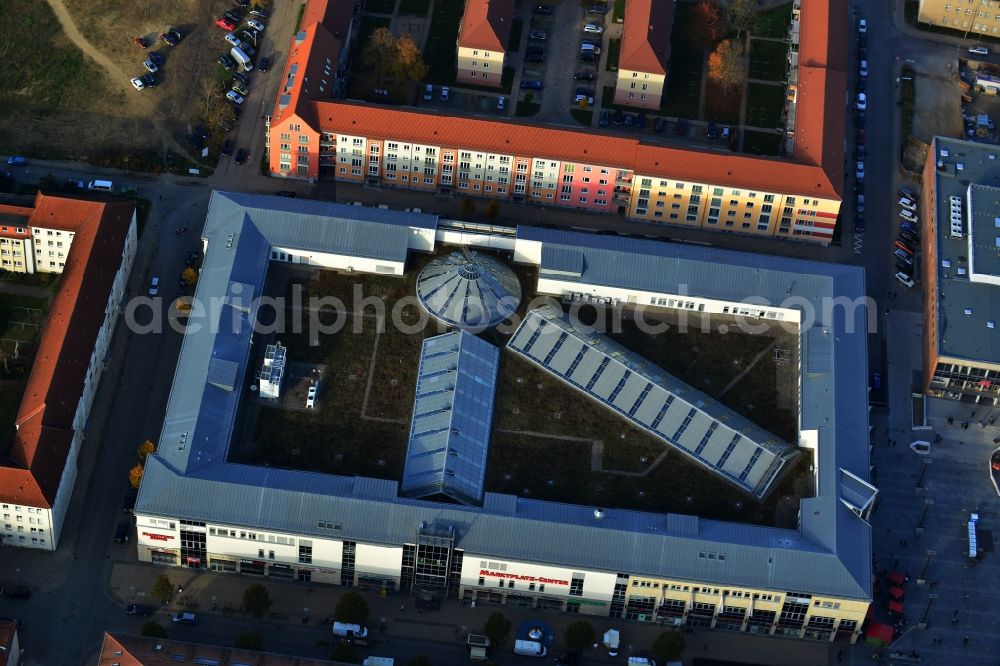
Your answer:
[231,46,254,71]
[363,658,394,666]
[895,271,915,288]
[898,196,917,211]
[332,622,368,639]
[513,640,547,657]
[87,180,114,192]
[899,208,918,223]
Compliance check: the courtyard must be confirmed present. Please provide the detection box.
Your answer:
[235,248,808,525]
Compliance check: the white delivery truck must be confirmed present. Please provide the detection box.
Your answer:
[332,621,368,642]
[513,640,547,657]
[602,629,620,657]
[466,634,491,661]
[231,46,254,71]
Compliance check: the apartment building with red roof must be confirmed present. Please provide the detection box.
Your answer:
[456,0,514,87]
[267,0,845,244]
[0,619,19,666]
[0,193,136,550]
[613,0,673,110]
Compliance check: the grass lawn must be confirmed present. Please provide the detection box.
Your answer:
[745,83,786,128]
[350,16,393,70]
[613,0,627,23]
[751,2,794,39]
[365,0,396,11]
[704,81,741,125]
[516,101,541,116]
[661,2,703,119]
[0,0,109,116]
[424,0,465,84]
[571,109,594,126]
[742,129,784,156]
[606,38,621,71]
[748,39,789,82]
[399,0,431,15]
[508,18,524,52]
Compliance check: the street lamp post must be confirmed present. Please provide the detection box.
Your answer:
[916,498,934,535]
[917,549,937,586]
[919,593,938,629]
[915,458,932,493]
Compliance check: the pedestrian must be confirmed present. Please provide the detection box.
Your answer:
[593,643,599,650]
[400,603,405,612]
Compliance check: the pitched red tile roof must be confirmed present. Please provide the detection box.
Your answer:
[0,192,134,508]
[457,0,515,53]
[300,0,352,38]
[619,0,673,75]
[271,22,343,127]
[797,0,848,70]
[313,100,840,198]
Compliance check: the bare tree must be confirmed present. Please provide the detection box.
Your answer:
[362,27,397,85]
[723,0,758,38]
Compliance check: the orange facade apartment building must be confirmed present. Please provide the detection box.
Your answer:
[267,0,846,244]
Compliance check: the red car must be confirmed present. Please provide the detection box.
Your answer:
[215,17,236,30]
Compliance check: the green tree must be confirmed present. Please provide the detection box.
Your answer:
[243,584,273,618]
[235,630,264,650]
[140,620,168,638]
[362,26,397,85]
[564,620,595,652]
[484,199,500,219]
[650,631,685,663]
[482,612,511,646]
[151,573,174,604]
[331,642,360,663]
[334,590,370,625]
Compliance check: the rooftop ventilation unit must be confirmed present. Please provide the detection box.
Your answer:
[965,308,974,315]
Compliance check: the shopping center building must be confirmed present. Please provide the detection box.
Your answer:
[265,0,847,244]
[135,192,874,642]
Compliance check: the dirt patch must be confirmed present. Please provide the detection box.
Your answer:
[0,0,247,163]
[911,61,963,143]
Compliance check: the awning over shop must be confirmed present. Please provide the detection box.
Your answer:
[865,622,894,647]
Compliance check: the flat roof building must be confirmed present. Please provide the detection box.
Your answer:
[135,193,873,642]
[921,136,1000,403]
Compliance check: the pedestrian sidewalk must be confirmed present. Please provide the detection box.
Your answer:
[109,562,836,665]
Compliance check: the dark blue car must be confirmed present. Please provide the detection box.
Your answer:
[520,80,543,90]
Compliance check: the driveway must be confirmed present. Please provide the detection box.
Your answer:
[535,1,596,123]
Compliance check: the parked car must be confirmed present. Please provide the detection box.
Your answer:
[855,92,867,110]
[580,38,600,47]
[223,10,242,23]
[574,71,596,81]
[497,96,506,111]
[141,73,159,87]
[440,86,450,102]
[247,19,266,32]
[858,17,867,32]
[173,612,198,624]
[142,59,160,73]
[126,604,155,616]
[859,60,868,77]
[530,30,547,40]
[219,54,237,70]
[900,209,918,222]
[250,7,270,18]
[148,276,160,296]
[721,126,731,139]
[115,523,130,544]
[707,122,718,138]
[520,79,543,90]
[64,179,84,189]
[232,81,249,96]
[234,148,248,165]
[233,0,249,6]
[588,3,608,14]
[220,139,232,155]
[583,23,604,34]
[306,385,318,409]
[6,156,27,166]
[225,32,241,46]
[898,186,916,199]
[674,118,688,135]
[857,128,866,145]
[970,45,990,55]
[575,86,594,97]
[226,90,245,105]
[147,51,165,66]
[130,76,147,91]
[160,31,180,46]
[653,117,666,133]
[856,161,865,179]
[574,94,594,106]
[599,109,610,127]
[578,52,599,63]
[612,109,625,126]
[215,17,237,31]
[525,53,545,63]
[423,83,434,101]
[232,70,251,85]
[895,271,915,288]
[856,194,865,214]
[623,113,634,127]
[636,112,647,129]
[258,56,271,72]
[533,4,553,14]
